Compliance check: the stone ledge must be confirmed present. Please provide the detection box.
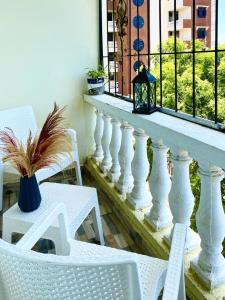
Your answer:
[85,158,225,300]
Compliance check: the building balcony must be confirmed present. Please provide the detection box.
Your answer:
[108,41,118,52]
[168,19,184,31]
[0,0,224,299]
[168,0,185,10]
[108,21,117,33]
[83,93,225,300]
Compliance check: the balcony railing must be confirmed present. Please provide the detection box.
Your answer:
[84,93,225,300]
[100,0,225,131]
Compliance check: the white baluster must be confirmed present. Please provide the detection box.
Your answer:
[145,140,172,230]
[100,113,112,173]
[115,121,134,196]
[164,148,200,251]
[93,110,104,163]
[108,118,122,183]
[127,129,151,209]
[191,163,225,289]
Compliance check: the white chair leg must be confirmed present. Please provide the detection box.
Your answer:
[53,239,64,255]
[2,225,12,243]
[91,206,104,245]
[74,160,82,186]
[0,163,4,211]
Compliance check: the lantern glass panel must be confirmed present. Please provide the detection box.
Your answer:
[149,83,155,106]
[132,66,157,114]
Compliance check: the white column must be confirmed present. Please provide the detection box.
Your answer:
[165,149,199,252]
[127,129,151,209]
[191,163,225,289]
[93,110,104,163]
[100,113,112,173]
[107,118,122,183]
[115,122,134,196]
[145,140,172,230]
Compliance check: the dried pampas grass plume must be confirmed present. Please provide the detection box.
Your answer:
[0,103,72,177]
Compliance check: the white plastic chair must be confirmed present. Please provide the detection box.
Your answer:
[0,203,187,300]
[0,105,82,211]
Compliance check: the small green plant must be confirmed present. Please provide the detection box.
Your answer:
[87,65,106,79]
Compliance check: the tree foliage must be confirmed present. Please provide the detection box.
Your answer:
[148,39,225,253]
[151,38,225,123]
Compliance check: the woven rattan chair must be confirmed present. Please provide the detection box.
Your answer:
[0,203,186,300]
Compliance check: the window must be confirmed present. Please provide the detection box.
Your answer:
[197,28,207,39]
[168,31,180,38]
[108,32,114,41]
[197,7,207,18]
[109,73,114,81]
[169,11,179,22]
[108,53,114,60]
[107,12,113,21]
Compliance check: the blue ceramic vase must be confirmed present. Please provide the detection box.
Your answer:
[18,175,41,212]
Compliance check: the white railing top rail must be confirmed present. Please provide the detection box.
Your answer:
[84,94,225,170]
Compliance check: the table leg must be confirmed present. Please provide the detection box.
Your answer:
[2,229,12,243]
[91,205,105,245]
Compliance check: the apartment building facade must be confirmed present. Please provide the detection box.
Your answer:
[105,0,214,95]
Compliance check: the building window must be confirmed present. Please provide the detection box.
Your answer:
[197,28,207,39]
[168,31,180,38]
[107,12,113,21]
[197,7,207,18]
[108,33,114,41]
[169,11,179,22]
[109,73,115,81]
[108,53,114,60]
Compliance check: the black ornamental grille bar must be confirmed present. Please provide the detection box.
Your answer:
[100,0,225,131]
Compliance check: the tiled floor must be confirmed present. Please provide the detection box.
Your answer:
[0,170,133,252]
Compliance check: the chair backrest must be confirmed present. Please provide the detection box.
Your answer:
[0,239,143,300]
[0,106,37,147]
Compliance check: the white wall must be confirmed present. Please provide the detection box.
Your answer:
[0,0,99,163]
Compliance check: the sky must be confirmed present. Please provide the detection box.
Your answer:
[219,1,225,45]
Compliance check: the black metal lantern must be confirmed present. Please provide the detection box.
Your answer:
[132,65,157,114]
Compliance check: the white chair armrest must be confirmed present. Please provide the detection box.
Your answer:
[16,203,71,255]
[162,223,187,300]
[65,128,77,148]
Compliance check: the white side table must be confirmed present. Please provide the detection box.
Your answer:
[2,182,104,254]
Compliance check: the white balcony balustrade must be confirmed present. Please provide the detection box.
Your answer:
[93,110,104,163]
[145,139,172,230]
[115,121,134,196]
[164,148,200,252]
[127,129,151,209]
[108,118,121,182]
[191,163,225,289]
[85,94,225,298]
[100,113,112,173]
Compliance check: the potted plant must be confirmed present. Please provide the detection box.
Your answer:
[0,104,71,212]
[87,65,106,95]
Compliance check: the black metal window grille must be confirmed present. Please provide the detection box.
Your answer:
[99,0,225,131]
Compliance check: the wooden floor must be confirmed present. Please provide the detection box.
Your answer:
[0,169,133,253]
